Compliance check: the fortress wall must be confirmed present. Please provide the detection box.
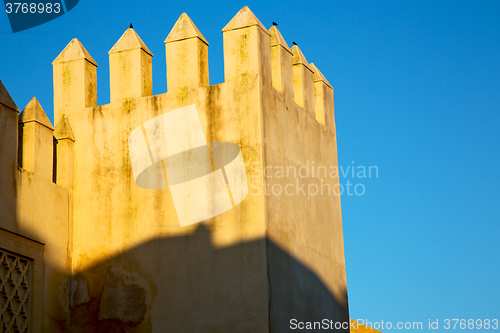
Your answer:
[263,26,349,331]
[0,81,72,332]
[52,7,271,331]
[0,81,18,230]
[0,6,349,332]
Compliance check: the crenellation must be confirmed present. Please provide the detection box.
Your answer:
[0,80,19,113]
[222,6,272,84]
[269,26,294,96]
[109,28,153,102]
[54,114,75,189]
[18,97,54,180]
[49,6,335,131]
[3,6,346,333]
[165,13,209,90]
[54,114,75,142]
[0,80,19,165]
[310,63,334,126]
[291,44,315,117]
[52,38,97,121]
[0,80,19,227]
[2,81,72,332]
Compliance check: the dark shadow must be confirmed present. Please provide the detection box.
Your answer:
[267,240,349,332]
[69,224,349,332]
[17,123,23,169]
[52,136,57,183]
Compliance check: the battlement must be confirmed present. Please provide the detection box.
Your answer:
[1,6,336,196]
[52,6,334,128]
[0,80,74,190]
[15,96,75,187]
[1,5,337,205]
[0,7,347,332]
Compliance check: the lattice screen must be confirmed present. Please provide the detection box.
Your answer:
[0,249,32,333]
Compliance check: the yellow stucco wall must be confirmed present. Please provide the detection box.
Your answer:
[0,6,350,332]
[0,82,72,332]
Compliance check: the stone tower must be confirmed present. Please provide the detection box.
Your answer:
[0,6,348,332]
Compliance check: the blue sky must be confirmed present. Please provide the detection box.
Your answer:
[1,0,499,331]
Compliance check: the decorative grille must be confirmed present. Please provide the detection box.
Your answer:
[0,249,31,333]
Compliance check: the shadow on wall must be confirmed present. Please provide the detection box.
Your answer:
[69,224,349,333]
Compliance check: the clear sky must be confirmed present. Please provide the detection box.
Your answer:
[1,0,499,331]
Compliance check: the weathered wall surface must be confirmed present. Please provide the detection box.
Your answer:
[1,5,349,333]
[262,27,349,331]
[54,9,271,332]
[64,83,270,332]
[0,81,19,231]
[16,168,72,332]
[0,81,72,332]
